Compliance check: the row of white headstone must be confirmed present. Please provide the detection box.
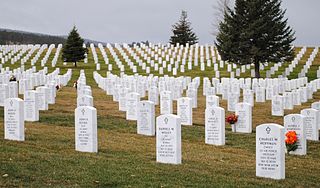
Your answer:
[88,43,312,79]
[2,44,315,81]
[96,71,320,129]
[0,44,63,69]
[91,73,274,179]
[95,73,315,139]
[297,47,319,78]
[90,43,260,77]
[3,68,72,141]
[0,45,33,65]
[202,76,320,117]
[75,70,98,153]
[93,71,320,181]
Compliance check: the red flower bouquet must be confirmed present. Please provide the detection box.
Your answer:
[226,114,238,125]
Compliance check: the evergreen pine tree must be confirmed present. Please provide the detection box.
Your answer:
[170,10,198,46]
[62,26,87,67]
[215,0,295,78]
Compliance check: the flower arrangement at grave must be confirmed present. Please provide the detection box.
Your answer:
[285,131,298,154]
[9,75,16,82]
[56,84,61,91]
[226,113,238,132]
[226,113,238,124]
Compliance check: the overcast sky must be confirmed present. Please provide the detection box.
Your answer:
[0,0,319,45]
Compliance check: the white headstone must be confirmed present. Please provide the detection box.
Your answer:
[137,101,155,136]
[186,89,197,108]
[177,97,193,126]
[160,91,173,115]
[4,98,24,141]
[256,123,285,180]
[126,92,140,120]
[77,95,93,107]
[0,84,9,106]
[243,90,254,106]
[235,102,252,133]
[206,95,219,108]
[301,108,319,141]
[311,101,320,111]
[283,92,293,110]
[18,79,27,95]
[24,90,39,122]
[47,84,56,104]
[266,87,274,100]
[148,87,159,105]
[227,93,239,112]
[205,107,225,145]
[118,87,128,111]
[156,114,181,164]
[8,81,18,98]
[36,86,49,110]
[272,95,284,116]
[292,90,301,106]
[256,87,266,102]
[75,106,98,153]
[284,114,307,155]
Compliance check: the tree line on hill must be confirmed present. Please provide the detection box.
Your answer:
[0,29,66,45]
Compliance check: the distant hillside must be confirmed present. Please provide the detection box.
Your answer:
[0,28,107,46]
[0,28,66,45]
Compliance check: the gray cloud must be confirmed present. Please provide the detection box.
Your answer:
[0,0,319,45]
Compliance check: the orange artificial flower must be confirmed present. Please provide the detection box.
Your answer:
[285,131,297,145]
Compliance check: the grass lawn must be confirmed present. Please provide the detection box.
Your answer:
[1,47,320,187]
